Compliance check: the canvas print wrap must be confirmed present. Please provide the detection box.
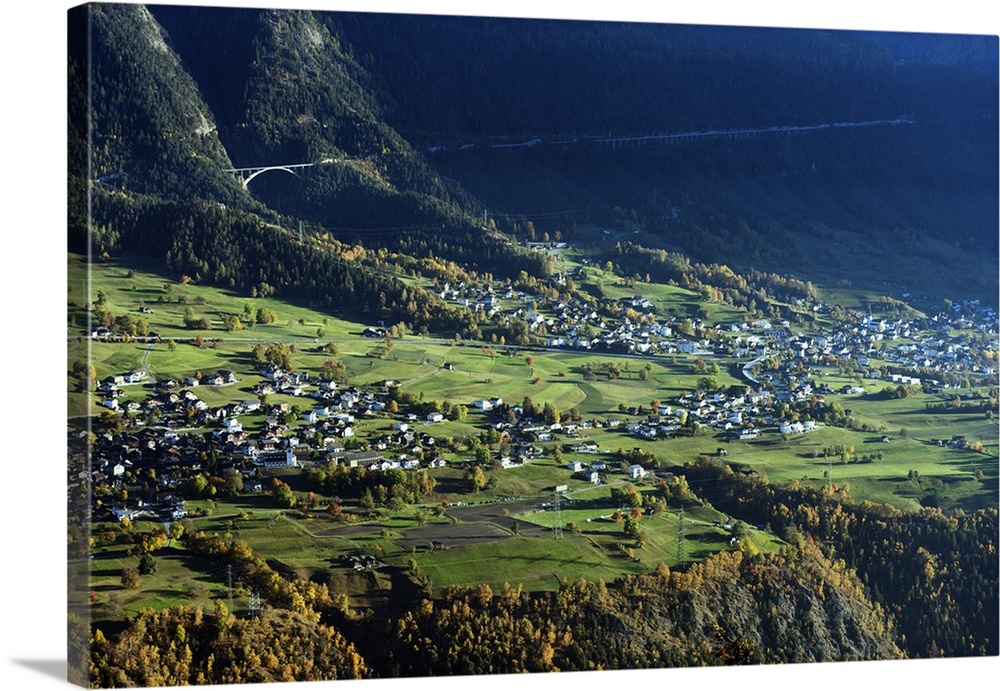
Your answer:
[67,2,999,687]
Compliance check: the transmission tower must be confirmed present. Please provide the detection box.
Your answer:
[677,505,686,565]
[552,491,563,539]
[248,591,262,619]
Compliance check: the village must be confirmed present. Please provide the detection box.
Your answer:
[431,262,998,379]
[82,276,998,527]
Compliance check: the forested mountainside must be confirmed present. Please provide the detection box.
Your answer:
[320,13,997,269]
[75,4,548,304]
[381,544,902,674]
[74,5,999,296]
[324,16,909,137]
[144,5,997,288]
[79,5,247,206]
[683,458,999,658]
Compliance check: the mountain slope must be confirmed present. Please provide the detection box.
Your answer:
[148,5,546,280]
[79,4,545,330]
[79,5,997,300]
[84,4,246,205]
[318,12,997,276]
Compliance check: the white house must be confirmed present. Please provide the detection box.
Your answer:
[628,465,648,480]
[426,412,444,423]
[110,506,141,522]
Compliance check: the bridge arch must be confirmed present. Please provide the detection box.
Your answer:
[240,166,304,189]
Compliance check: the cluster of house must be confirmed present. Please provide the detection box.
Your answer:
[542,300,677,353]
[436,275,710,355]
[98,371,150,410]
[452,262,955,380]
[437,266,991,377]
[594,390,789,443]
[809,307,994,380]
[89,424,215,523]
[564,457,648,485]
[778,420,819,435]
[87,358,472,522]
[732,303,998,410]
[930,435,978,450]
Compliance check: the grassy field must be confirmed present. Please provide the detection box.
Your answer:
[414,533,631,591]
[88,518,231,622]
[73,252,384,341]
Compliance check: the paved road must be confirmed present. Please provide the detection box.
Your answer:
[741,357,764,385]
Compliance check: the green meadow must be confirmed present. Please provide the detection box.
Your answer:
[87,518,230,622]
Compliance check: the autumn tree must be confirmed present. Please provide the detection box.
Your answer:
[469,465,487,493]
[222,468,244,497]
[168,521,185,542]
[271,479,296,508]
[120,566,141,589]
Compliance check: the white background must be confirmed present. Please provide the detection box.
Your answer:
[1,1,996,689]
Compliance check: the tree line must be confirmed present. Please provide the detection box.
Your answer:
[682,457,998,659]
